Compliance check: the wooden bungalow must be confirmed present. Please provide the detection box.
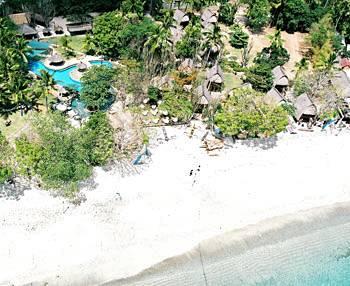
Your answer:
[201,6,219,30]
[66,22,92,35]
[295,93,317,121]
[206,63,224,91]
[8,13,30,25]
[272,66,289,90]
[265,87,286,105]
[17,24,38,39]
[173,9,190,27]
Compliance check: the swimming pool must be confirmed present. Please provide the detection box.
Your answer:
[29,60,112,91]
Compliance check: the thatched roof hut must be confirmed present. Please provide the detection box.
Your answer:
[66,23,92,34]
[173,9,190,25]
[170,26,184,44]
[8,13,30,25]
[196,80,222,105]
[178,58,194,73]
[206,63,224,84]
[77,62,87,72]
[48,54,64,65]
[295,93,317,121]
[265,87,286,105]
[17,24,38,38]
[272,66,289,87]
[201,6,219,29]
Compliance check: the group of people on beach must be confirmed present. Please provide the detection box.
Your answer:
[189,165,201,186]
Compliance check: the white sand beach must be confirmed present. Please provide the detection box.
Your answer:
[1,124,350,285]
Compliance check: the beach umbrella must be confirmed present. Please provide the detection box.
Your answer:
[77,62,87,72]
[48,54,64,65]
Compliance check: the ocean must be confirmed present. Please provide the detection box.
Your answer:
[103,203,350,286]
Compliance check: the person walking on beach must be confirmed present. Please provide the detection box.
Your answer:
[192,165,201,186]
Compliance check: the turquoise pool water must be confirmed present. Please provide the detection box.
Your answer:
[28,41,51,58]
[29,60,112,91]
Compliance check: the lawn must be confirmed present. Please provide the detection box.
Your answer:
[48,35,86,53]
[223,72,242,92]
[0,111,33,143]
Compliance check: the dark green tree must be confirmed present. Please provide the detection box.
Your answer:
[218,2,237,25]
[80,66,116,111]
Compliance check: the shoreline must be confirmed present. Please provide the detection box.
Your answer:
[1,126,350,285]
[102,200,350,285]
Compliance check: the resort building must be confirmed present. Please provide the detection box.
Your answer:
[294,93,317,122]
[8,13,38,39]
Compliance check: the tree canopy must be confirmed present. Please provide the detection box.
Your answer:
[80,65,116,111]
[215,88,288,138]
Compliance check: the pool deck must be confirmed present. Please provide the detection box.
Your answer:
[42,55,103,71]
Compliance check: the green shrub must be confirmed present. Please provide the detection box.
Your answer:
[0,132,14,184]
[229,24,249,49]
[219,3,237,25]
[0,167,13,184]
[245,64,273,92]
[247,0,270,32]
[254,30,290,69]
[81,112,114,166]
[215,88,288,138]
[147,86,161,103]
[81,66,116,111]
[159,91,193,121]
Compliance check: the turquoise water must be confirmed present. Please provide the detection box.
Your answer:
[28,41,50,50]
[28,60,112,91]
[71,98,89,118]
[105,217,350,286]
[28,41,50,58]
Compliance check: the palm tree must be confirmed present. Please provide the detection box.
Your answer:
[38,70,56,111]
[144,25,174,75]
[202,25,224,65]
[15,37,31,64]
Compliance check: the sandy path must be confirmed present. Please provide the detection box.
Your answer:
[1,125,350,285]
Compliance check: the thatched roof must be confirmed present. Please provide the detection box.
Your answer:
[48,54,64,64]
[331,71,350,98]
[9,13,30,25]
[272,66,289,87]
[66,23,92,33]
[196,80,222,104]
[178,58,194,72]
[77,62,87,71]
[295,93,317,120]
[206,63,223,84]
[265,87,286,105]
[173,9,189,25]
[17,24,37,36]
[170,26,184,44]
[201,7,219,23]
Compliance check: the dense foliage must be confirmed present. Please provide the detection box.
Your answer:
[15,112,114,189]
[0,18,41,118]
[218,3,237,25]
[247,0,270,32]
[92,11,157,59]
[229,24,249,49]
[245,64,273,92]
[175,20,202,59]
[254,30,290,69]
[309,15,340,70]
[215,88,288,138]
[159,91,193,121]
[80,65,116,111]
[0,132,14,184]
